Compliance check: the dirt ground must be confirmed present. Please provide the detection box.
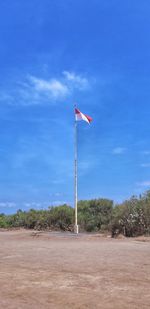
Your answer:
[0,230,150,309]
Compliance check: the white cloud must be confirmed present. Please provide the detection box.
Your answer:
[112,147,126,155]
[29,76,69,98]
[0,71,90,106]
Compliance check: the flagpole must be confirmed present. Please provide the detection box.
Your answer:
[74,105,79,234]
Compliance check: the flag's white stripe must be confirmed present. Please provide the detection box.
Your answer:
[75,112,90,123]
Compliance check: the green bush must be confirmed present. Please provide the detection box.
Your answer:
[1,192,150,237]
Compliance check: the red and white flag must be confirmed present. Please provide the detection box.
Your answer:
[75,108,92,124]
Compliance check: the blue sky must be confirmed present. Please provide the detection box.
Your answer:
[1,0,150,213]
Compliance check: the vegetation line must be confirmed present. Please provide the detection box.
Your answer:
[0,191,150,237]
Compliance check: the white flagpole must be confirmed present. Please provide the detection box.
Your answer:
[74,106,79,234]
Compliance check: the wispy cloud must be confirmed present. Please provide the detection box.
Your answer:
[0,71,90,106]
[23,202,49,209]
[63,71,89,90]
[0,201,67,212]
[140,163,150,168]
[50,200,67,206]
[78,159,97,176]
[112,147,126,155]
[0,202,16,209]
[141,151,150,155]
[137,181,150,187]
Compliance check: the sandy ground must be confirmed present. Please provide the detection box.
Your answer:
[0,230,150,309]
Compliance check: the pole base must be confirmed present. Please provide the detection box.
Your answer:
[74,224,79,234]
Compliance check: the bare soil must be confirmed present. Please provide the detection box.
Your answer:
[0,230,150,309]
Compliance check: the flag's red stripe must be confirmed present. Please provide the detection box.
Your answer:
[85,115,92,122]
[75,108,92,123]
[75,108,80,114]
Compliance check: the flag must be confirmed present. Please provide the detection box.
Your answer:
[75,108,92,124]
